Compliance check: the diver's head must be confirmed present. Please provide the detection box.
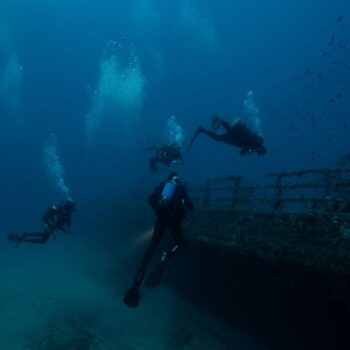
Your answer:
[167,172,180,183]
[255,145,267,156]
[65,198,76,211]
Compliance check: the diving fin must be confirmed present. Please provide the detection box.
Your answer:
[144,268,163,289]
[6,233,23,247]
[123,287,140,308]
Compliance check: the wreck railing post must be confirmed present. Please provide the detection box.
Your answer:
[203,179,211,208]
[274,175,283,210]
[324,172,332,198]
[232,176,242,209]
[191,167,350,212]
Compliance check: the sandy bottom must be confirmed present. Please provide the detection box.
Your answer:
[0,238,264,350]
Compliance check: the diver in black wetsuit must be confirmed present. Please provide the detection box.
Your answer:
[7,199,76,246]
[124,172,194,307]
[188,115,267,155]
[147,143,184,172]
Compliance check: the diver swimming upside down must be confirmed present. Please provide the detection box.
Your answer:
[187,115,267,156]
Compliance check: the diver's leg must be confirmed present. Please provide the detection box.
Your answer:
[125,220,166,307]
[20,231,51,244]
[200,127,224,142]
[161,223,185,265]
[144,223,184,288]
[188,125,224,152]
[220,119,232,132]
[134,219,166,287]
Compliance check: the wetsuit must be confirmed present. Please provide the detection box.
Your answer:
[149,144,184,172]
[134,180,194,287]
[20,204,72,244]
[190,118,267,155]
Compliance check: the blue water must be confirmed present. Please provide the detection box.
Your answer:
[0,1,349,349]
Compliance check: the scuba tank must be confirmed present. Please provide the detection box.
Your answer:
[159,181,177,206]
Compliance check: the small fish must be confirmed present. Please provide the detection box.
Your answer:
[329,97,336,103]
[344,124,348,128]
[337,93,342,99]
[327,134,332,143]
[337,16,343,23]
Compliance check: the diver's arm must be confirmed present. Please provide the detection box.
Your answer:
[148,185,162,209]
[63,228,72,233]
[42,207,54,224]
[65,212,72,227]
[182,187,194,210]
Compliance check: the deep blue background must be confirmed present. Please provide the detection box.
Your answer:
[0,0,349,232]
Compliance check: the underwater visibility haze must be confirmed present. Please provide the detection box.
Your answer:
[0,0,349,349]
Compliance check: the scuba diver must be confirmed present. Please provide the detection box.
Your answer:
[187,115,267,155]
[147,143,184,172]
[6,199,76,247]
[124,172,194,307]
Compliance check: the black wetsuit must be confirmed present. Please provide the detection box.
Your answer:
[195,119,266,155]
[149,144,184,172]
[20,204,73,244]
[134,181,194,287]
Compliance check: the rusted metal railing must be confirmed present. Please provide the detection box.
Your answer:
[189,167,350,212]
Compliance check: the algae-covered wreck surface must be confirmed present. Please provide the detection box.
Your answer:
[185,209,350,274]
[167,209,350,350]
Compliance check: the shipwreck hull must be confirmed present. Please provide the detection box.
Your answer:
[167,209,350,350]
